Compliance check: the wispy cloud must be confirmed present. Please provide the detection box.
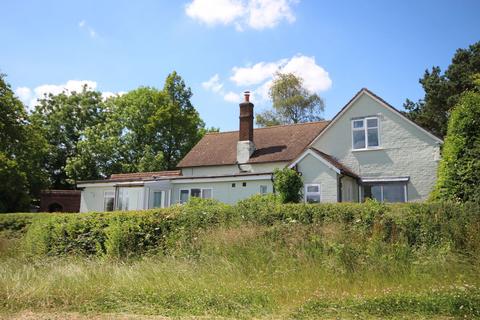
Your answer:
[185,0,298,31]
[78,20,98,38]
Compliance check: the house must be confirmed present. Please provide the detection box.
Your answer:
[77,88,442,212]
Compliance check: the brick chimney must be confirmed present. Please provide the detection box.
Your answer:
[237,91,255,164]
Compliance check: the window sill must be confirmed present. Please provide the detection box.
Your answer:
[351,147,384,152]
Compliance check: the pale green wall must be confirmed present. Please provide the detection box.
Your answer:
[171,179,273,205]
[313,93,440,201]
[296,154,338,203]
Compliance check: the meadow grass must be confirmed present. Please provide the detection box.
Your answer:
[1,222,479,319]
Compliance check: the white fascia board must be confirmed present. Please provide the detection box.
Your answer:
[361,176,410,183]
[288,149,341,174]
[171,174,272,184]
[77,181,144,188]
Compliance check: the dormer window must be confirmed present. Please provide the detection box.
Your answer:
[352,117,379,150]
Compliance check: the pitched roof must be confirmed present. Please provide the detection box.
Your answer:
[109,170,181,180]
[309,148,359,178]
[177,121,329,168]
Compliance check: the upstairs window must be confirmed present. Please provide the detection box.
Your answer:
[352,117,379,150]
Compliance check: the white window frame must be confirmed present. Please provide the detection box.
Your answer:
[179,188,213,203]
[363,183,408,203]
[152,190,165,208]
[304,184,321,203]
[104,191,115,211]
[352,116,380,150]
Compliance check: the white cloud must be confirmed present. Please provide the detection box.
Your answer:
[185,0,298,30]
[202,74,224,93]
[223,91,241,102]
[78,20,98,38]
[14,80,124,109]
[247,0,296,30]
[186,0,244,26]
[230,60,286,86]
[229,54,332,101]
[14,87,32,103]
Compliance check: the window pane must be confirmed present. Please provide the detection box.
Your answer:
[153,192,162,208]
[371,185,382,202]
[383,184,406,203]
[306,194,320,203]
[353,120,364,128]
[353,130,366,149]
[180,190,189,204]
[260,185,267,194]
[306,185,319,193]
[202,189,212,199]
[104,197,114,211]
[367,128,379,147]
[190,188,201,198]
[367,118,378,128]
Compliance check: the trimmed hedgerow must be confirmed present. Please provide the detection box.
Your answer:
[9,196,480,259]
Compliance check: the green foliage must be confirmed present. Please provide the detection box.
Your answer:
[66,72,205,181]
[432,91,480,202]
[273,167,303,203]
[30,86,105,188]
[256,72,325,127]
[405,41,480,138]
[0,74,48,211]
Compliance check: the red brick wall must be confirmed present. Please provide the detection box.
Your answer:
[39,190,81,212]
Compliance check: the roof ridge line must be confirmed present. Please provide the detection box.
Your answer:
[205,120,331,135]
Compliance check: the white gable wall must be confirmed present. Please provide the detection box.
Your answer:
[312,93,441,201]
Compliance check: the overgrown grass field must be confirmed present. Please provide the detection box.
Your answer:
[1,197,479,319]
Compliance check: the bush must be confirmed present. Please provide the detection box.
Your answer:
[432,91,480,202]
[273,167,303,203]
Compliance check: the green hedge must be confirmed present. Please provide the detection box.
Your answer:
[2,196,479,259]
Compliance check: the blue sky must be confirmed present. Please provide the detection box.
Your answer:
[1,0,479,131]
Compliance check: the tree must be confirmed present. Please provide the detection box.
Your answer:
[66,72,206,181]
[431,86,480,202]
[0,73,48,212]
[405,41,480,138]
[256,73,325,127]
[273,167,303,203]
[30,87,106,188]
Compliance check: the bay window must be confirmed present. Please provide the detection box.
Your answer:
[363,182,407,203]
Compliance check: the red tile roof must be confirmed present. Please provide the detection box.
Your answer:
[309,148,359,178]
[177,121,330,168]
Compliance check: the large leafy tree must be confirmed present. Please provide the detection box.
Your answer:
[0,73,48,212]
[66,72,206,181]
[431,79,480,202]
[405,41,480,138]
[256,73,325,127]
[30,88,106,188]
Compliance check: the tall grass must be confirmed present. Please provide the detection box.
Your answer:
[0,198,479,318]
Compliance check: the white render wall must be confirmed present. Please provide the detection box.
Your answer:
[171,179,273,205]
[80,186,115,212]
[313,93,441,201]
[296,154,338,203]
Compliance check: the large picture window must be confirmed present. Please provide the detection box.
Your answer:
[179,188,213,204]
[305,184,321,203]
[352,117,379,150]
[364,182,406,203]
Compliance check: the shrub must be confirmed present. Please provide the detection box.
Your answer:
[273,167,303,203]
[432,91,480,202]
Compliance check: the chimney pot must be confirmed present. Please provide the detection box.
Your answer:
[244,91,250,102]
